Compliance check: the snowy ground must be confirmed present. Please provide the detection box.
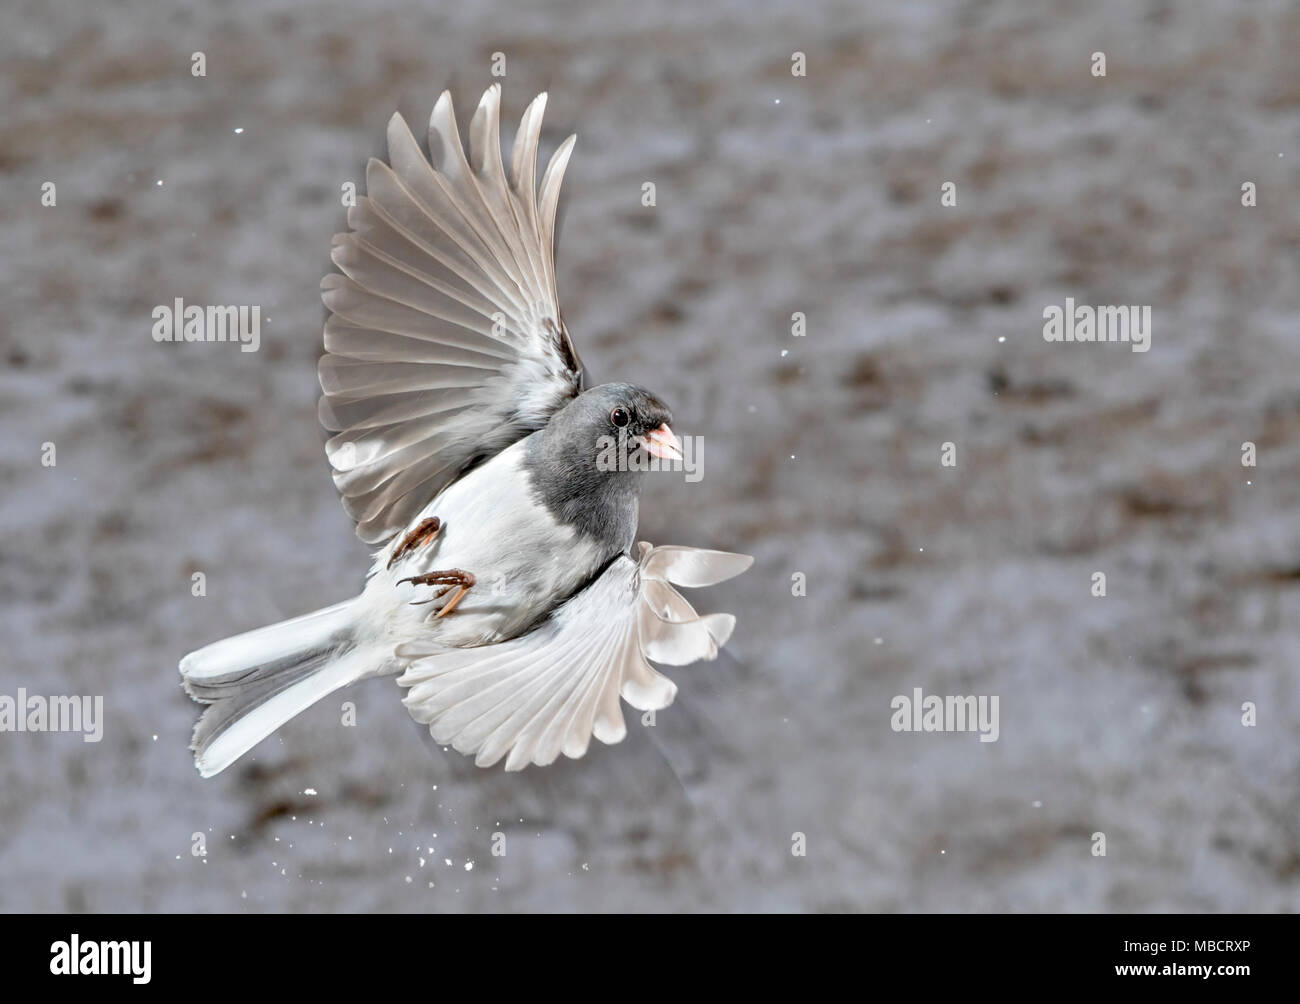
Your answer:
[2,0,1299,912]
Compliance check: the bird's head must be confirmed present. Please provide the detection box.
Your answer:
[545,382,681,476]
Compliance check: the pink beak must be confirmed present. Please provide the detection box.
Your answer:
[643,423,683,461]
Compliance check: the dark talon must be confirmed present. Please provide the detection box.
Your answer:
[398,568,476,616]
[387,517,441,569]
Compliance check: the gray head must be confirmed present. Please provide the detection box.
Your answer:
[525,382,682,550]
[558,382,678,463]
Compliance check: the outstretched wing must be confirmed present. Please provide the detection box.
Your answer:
[320,85,585,544]
[394,543,754,771]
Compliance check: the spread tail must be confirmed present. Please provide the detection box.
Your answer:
[179,599,375,777]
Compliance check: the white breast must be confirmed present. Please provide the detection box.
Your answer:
[355,440,613,651]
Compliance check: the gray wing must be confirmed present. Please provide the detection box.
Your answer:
[320,84,585,544]
[394,543,754,772]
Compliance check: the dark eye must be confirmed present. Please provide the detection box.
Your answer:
[610,407,630,428]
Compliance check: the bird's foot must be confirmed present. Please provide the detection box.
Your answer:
[387,517,442,569]
[399,568,476,617]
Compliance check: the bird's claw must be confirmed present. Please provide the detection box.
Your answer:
[399,568,476,617]
[387,517,442,569]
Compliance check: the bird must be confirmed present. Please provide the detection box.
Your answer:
[179,84,753,777]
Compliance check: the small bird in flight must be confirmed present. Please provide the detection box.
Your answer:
[180,85,752,777]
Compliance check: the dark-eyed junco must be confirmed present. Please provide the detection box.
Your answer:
[180,85,751,776]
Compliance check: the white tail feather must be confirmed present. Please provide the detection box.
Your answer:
[180,600,356,681]
[193,647,377,778]
[179,599,378,777]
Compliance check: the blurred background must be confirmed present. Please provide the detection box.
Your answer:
[2,0,1298,912]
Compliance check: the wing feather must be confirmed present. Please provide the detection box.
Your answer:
[395,543,752,771]
[320,85,583,544]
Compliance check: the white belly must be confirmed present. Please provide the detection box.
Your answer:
[354,440,612,650]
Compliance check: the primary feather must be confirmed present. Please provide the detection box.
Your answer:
[321,85,584,544]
